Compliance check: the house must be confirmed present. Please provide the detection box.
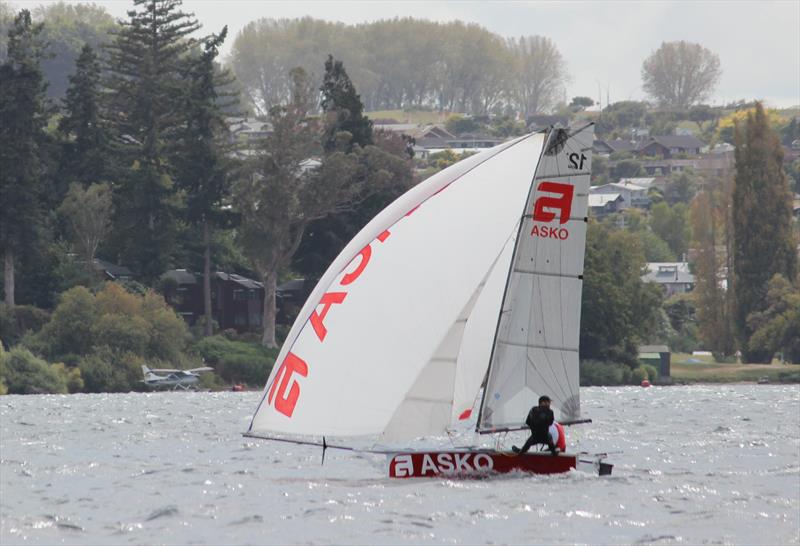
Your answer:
[642,262,695,296]
[635,135,704,158]
[588,193,624,218]
[641,154,733,178]
[638,345,671,378]
[618,177,657,191]
[373,123,455,150]
[590,182,650,209]
[93,258,134,281]
[593,139,637,155]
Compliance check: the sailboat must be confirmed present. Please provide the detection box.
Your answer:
[245,124,613,478]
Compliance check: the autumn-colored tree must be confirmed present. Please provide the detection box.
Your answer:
[732,103,797,362]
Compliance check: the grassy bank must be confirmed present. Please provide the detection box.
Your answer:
[670,353,800,383]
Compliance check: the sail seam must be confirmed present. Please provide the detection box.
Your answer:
[512,269,582,279]
[406,396,453,404]
[534,171,591,180]
[496,339,579,352]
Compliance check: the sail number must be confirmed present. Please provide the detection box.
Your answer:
[568,152,587,170]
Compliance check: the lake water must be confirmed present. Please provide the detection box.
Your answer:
[1,385,798,545]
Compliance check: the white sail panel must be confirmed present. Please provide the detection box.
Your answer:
[450,235,516,424]
[478,126,593,430]
[249,133,547,439]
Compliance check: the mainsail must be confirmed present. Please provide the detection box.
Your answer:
[477,125,592,431]
[247,126,592,444]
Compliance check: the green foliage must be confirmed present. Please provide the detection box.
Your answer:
[321,55,373,152]
[192,335,277,386]
[0,303,50,347]
[733,103,798,362]
[0,9,49,306]
[637,230,676,262]
[581,222,664,365]
[663,172,698,205]
[746,274,800,363]
[78,347,144,393]
[650,202,690,258]
[0,346,68,394]
[609,159,644,180]
[579,360,630,386]
[642,41,721,109]
[40,285,96,357]
[445,114,481,136]
[51,362,83,393]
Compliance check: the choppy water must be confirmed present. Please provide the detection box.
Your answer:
[1,385,798,545]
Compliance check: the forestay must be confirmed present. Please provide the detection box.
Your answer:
[477,125,593,431]
[248,133,548,441]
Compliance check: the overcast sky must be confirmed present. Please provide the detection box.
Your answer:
[15,0,800,108]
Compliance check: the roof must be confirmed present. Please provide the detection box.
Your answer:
[215,272,263,290]
[639,345,670,354]
[618,177,656,189]
[591,182,647,194]
[277,279,306,293]
[93,258,133,278]
[588,193,623,207]
[642,262,695,284]
[374,124,454,141]
[602,139,637,153]
[641,135,704,150]
[162,269,197,285]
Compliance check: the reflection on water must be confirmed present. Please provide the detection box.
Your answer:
[1,385,798,545]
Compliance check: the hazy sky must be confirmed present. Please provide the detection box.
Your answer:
[15,0,800,108]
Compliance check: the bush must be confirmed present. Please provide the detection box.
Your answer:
[92,314,151,355]
[0,346,68,394]
[40,286,97,358]
[0,303,51,348]
[641,364,659,381]
[630,367,648,383]
[79,348,144,393]
[52,363,84,393]
[193,335,277,386]
[580,360,631,386]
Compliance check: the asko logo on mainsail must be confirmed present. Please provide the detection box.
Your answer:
[245,125,613,478]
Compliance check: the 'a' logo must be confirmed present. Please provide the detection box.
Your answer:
[532,181,574,224]
[268,352,308,417]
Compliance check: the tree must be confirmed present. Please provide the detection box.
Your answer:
[58,44,109,187]
[746,274,800,363]
[642,41,721,109]
[663,171,698,205]
[103,0,200,283]
[507,35,567,117]
[581,223,663,365]
[690,189,735,355]
[570,96,594,111]
[732,103,797,362]
[320,54,373,153]
[650,202,690,259]
[57,182,113,278]
[173,27,236,336]
[0,10,49,307]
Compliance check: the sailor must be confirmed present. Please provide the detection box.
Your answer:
[512,395,560,456]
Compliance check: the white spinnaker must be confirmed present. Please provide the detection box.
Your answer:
[249,133,546,439]
[478,126,593,430]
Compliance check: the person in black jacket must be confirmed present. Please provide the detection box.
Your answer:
[512,395,558,456]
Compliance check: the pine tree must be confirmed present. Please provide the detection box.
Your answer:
[58,44,108,187]
[0,10,48,306]
[320,54,373,153]
[103,0,200,282]
[732,102,797,362]
[173,27,236,336]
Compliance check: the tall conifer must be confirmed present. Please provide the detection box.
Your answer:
[732,103,797,362]
[59,44,108,187]
[0,10,48,306]
[173,27,235,336]
[103,0,199,282]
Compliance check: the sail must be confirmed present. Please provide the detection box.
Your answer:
[477,125,593,431]
[249,133,547,440]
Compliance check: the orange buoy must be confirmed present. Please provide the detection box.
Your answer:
[640,379,651,388]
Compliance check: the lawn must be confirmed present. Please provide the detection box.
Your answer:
[670,353,800,383]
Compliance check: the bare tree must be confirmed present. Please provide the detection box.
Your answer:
[58,182,114,275]
[642,41,721,109]
[507,35,568,118]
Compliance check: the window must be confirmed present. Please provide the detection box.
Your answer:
[248,289,256,300]
[233,289,246,301]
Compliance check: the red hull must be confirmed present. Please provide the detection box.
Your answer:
[388,450,578,478]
